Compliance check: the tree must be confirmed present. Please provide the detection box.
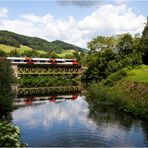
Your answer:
[9,49,19,57]
[0,50,7,57]
[49,52,59,58]
[117,33,134,56]
[87,36,118,52]
[141,17,148,64]
[0,58,13,113]
[64,54,74,59]
[72,52,80,61]
[82,48,118,82]
[79,52,88,66]
[22,50,40,57]
[82,32,143,83]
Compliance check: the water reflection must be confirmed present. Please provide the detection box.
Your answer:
[14,95,79,107]
[12,87,148,147]
[13,96,88,128]
[142,121,148,144]
[87,99,147,147]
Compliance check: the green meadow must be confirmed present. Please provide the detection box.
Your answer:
[126,65,148,83]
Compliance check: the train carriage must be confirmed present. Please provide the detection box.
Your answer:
[7,57,78,65]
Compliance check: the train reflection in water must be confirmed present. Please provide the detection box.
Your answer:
[14,95,79,107]
[13,85,83,108]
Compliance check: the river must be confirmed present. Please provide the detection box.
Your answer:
[11,86,148,147]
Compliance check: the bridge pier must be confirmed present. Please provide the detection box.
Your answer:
[11,65,19,78]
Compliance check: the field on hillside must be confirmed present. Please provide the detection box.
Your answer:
[57,49,76,57]
[126,65,148,83]
[0,44,37,53]
[0,44,18,53]
[0,44,76,57]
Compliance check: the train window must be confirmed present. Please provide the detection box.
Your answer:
[56,61,62,63]
[40,60,45,63]
[25,60,30,62]
[32,60,37,62]
[15,60,20,62]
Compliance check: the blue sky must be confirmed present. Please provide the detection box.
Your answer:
[0,0,147,47]
[0,1,99,20]
[0,1,148,19]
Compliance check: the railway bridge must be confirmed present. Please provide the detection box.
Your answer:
[8,57,82,77]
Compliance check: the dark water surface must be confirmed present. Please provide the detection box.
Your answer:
[12,92,148,147]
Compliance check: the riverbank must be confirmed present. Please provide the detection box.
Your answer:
[0,55,26,147]
[86,65,148,119]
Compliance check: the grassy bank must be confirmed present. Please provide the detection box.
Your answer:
[87,65,148,119]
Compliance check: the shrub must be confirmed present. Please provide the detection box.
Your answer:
[0,121,24,147]
[104,68,128,86]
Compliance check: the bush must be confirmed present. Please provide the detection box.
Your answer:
[104,68,128,86]
[0,121,22,147]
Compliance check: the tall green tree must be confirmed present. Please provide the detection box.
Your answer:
[141,17,148,64]
[0,53,13,113]
[117,33,134,56]
[87,36,117,52]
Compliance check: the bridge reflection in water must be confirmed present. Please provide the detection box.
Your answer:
[16,86,82,96]
[12,85,148,147]
[14,85,83,108]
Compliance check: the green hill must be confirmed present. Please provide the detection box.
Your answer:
[0,44,79,58]
[52,40,85,51]
[0,30,86,53]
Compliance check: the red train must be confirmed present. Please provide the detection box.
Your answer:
[7,57,78,65]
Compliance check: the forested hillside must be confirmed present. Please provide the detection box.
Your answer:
[0,30,85,53]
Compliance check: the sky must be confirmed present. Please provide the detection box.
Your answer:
[0,0,147,48]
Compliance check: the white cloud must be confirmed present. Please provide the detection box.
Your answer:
[13,96,91,128]
[0,5,146,48]
[78,4,146,35]
[0,8,8,18]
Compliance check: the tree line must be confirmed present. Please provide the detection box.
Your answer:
[83,19,148,119]
[82,19,148,84]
